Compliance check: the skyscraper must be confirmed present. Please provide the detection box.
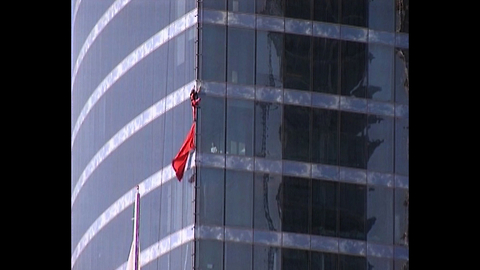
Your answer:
[71,0,408,269]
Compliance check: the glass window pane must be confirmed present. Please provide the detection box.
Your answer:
[256,31,284,88]
[197,168,225,226]
[340,41,367,98]
[173,29,186,91]
[367,186,393,244]
[311,251,338,270]
[394,117,409,176]
[282,176,310,234]
[203,0,226,10]
[228,0,254,13]
[368,43,394,101]
[314,0,339,23]
[313,37,339,95]
[284,33,311,91]
[394,48,409,104]
[367,115,393,173]
[228,27,255,85]
[312,108,338,165]
[282,248,309,270]
[197,240,224,270]
[285,0,312,20]
[394,188,409,246]
[201,24,226,82]
[341,0,367,27]
[225,242,253,270]
[339,111,367,169]
[255,101,283,160]
[283,105,310,162]
[368,256,393,270]
[226,170,253,228]
[160,180,172,238]
[199,96,225,154]
[369,0,395,31]
[257,0,284,16]
[395,0,409,33]
[338,183,366,240]
[226,99,254,156]
[339,254,366,270]
[312,180,337,237]
[254,173,282,231]
[253,245,281,270]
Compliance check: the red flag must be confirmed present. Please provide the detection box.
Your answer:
[172,122,196,181]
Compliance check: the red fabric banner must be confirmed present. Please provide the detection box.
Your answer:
[171,122,196,181]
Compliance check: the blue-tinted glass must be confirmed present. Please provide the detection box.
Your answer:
[368,256,393,270]
[225,242,253,270]
[228,27,255,85]
[228,0,254,13]
[311,251,338,270]
[394,117,409,176]
[257,0,284,16]
[284,33,311,91]
[201,24,226,82]
[395,0,409,33]
[173,32,186,90]
[340,40,367,98]
[285,0,312,20]
[312,108,338,165]
[367,115,393,173]
[313,0,339,23]
[197,240,224,270]
[283,105,310,162]
[226,170,253,228]
[313,37,339,95]
[338,183,365,240]
[253,245,281,270]
[226,98,254,156]
[254,101,283,160]
[369,0,395,31]
[171,172,183,232]
[199,96,225,154]
[367,186,393,244]
[254,173,282,231]
[312,179,337,237]
[394,48,409,104]
[368,43,394,101]
[160,180,172,238]
[341,0,367,27]
[339,254,366,270]
[256,31,284,88]
[394,188,409,246]
[339,111,367,169]
[203,0,227,10]
[282,248,309,270]
[170,245,182,270]
[282,176,310,234]
[197,168,225,226]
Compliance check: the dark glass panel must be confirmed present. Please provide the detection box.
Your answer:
[283,105,310,162]
[313,0,339,23]
[282,176,310,234]
[203,0,227,10]
[368,256,394,270]
[395,0,409,33]
[197,168,225,226]
[338,183,365,240]
[312,180,337,237]
[256,0,284,16]
[313,37,339,95]
[226,170,253,228]
[228,0,254,13]
[256,31,284,88]
[339,111,366,169]
[254,173,283,231]
[285,0,312,20]
[199,96,225,154]
[367,186,393,244]
[394,188,409,246]
[228,27,255,85]
[226,98,254,156]
[281,248,309,270]
[341,0,367,27]
[284,33,311,91]
[340,41,367,98]
[201,24,226,82]
[369,0,395,31]
[197,240,224,270]
[312,108,338,165]
[225,242,253,270]
[253,245,281,270]
[311,251,338,270]
[368,43,394,101]
[394,48,409,104]
[339,254,366,270]
[394,117,409,176]
[366,115,393,173]
[254,101,283,160]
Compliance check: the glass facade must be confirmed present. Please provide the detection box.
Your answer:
[72,0,408,269]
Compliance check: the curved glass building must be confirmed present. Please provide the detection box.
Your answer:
[71,0,408,269]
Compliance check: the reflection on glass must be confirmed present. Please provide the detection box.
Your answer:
[225,242,253,270]
[341,0,367,27]
[254,245,281,270]
[282,176,310,234]
[368,43,394,101]
[369,0,395,31]
[226,170,253,228]
[201,24,226,82]
[228,0,254,13]
[395,0,409,33]
[312,108,338,165]
[313,37,339,95]
[312,179,337,237]
[199,96,225,155]
[367,115,393,173]
[394,117,408,176]
[172,175,184,232]
[282,248,309,269]
[311,251,338,270]
[285,0,312,20]
[313,0,339,23]
[394,48,409,104]
[284,33,311,91]
[197,168,225,226]
[256,0,284,16]
[367,256,393,270]
[339,111,366,169]
[339,254,366,270]
[256,31,284,88]
[170,245,182,270]
[340,40,367,98]
[367,186,393,244]
[197,240,224,270]
[338,182,365,240]
[160,180,172,238]
[203,0,226,10]
[283,105,310,162]
[394,188,409,246]
[226,99,254,156]
[254,173,282,232]
[254,101,282,160]
[228,27,255,85]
